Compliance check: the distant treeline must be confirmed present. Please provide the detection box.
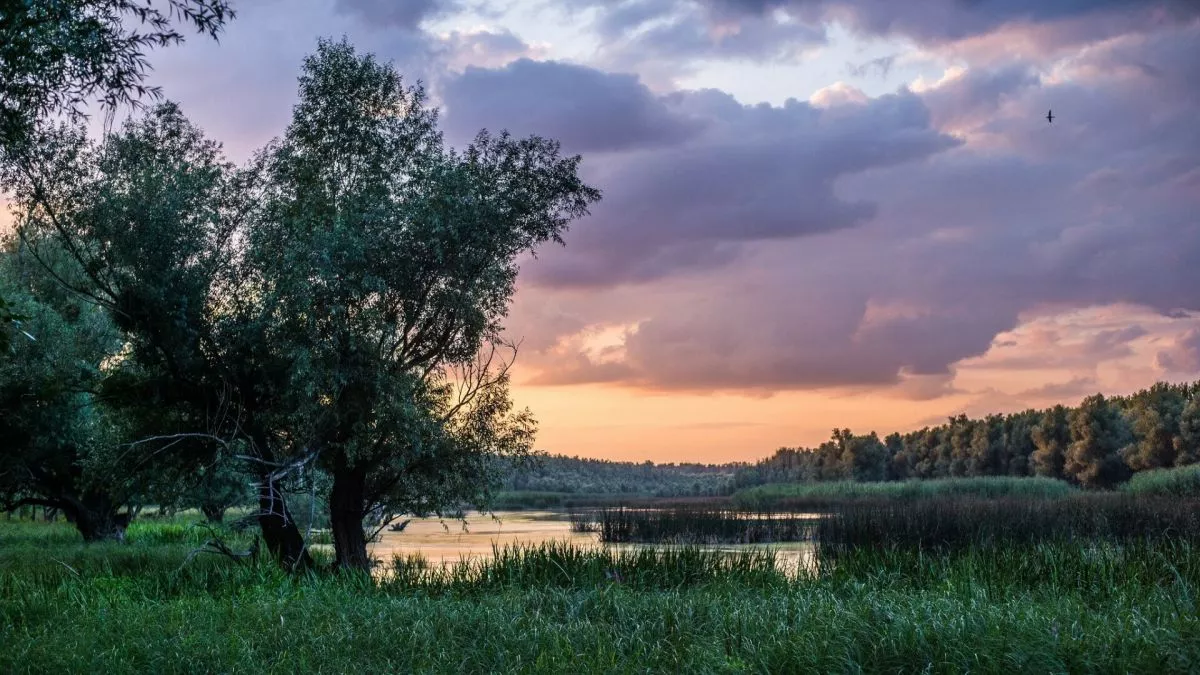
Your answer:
[504,455,742,497]
[734,381,1200,490]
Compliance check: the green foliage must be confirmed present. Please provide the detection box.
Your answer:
[0,0,233,151]
[1122,464,1200,497]
[0,241,149,539]
[736,381,1200,490]
[504,454,738,497]
[0,292,30,351]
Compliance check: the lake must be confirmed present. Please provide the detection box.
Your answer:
[366,510,816,575]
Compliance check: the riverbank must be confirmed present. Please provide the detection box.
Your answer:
[3,518,1198,673]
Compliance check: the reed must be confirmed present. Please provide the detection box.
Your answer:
[815,493,1200,556]
[733,476,1076,510]
[1122,463,1200,497]
[572,507,816,544]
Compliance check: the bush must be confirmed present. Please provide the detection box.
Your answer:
[1122,464,1200,497]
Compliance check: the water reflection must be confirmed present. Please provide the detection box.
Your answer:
[366,510,816,576]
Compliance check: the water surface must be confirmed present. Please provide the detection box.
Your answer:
[367,510,815,574]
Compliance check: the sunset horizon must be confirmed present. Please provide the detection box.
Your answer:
[6,0,1199,464]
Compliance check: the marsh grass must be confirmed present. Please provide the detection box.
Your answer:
[1122,463,1200,497]
[571,507,816,544]
[733,476,1076,510]
[5,512,1200,672]
[378,542,786,592]
[815,494,1200,555]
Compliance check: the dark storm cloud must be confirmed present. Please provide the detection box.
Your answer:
[440,59,708,152]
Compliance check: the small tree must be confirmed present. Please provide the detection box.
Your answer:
[1031,405,1070,479]
[1065,394,1132,489]
[0,240,137,541]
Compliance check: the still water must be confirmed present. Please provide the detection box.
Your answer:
[364,510,816,575]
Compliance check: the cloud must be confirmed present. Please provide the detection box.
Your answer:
[439,59,707,151]
[436,28,548,71]
[333,0,459,30]
[1155,328,1200,373]
[567,0,1200,81]
[1019,376,1102,400]
[586,0,827,64]
[520,86,959,287]
[509,20,1200,393]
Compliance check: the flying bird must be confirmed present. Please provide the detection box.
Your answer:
[1046,109,1054,123]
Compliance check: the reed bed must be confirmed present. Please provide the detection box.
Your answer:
[732,476,1076,510]
[571,507,817,544]
[1122,463,1200,496]
[815,493,1200,556]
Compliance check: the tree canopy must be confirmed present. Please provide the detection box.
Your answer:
[735,381,1200,491]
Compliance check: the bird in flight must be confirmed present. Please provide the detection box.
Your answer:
[1046,109,1054,123]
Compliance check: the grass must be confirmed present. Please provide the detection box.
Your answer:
[732,476,1077,509]
[815,494,1200,555]
[4,506,1200,673]
[1122,463,1200,496]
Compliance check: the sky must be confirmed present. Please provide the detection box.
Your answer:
[24,0,1200,463]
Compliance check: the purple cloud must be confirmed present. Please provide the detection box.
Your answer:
[440,59,708,152]
[511,86,960,287]
[333,0,459,30]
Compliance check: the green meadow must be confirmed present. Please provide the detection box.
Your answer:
[5,495,1200,674]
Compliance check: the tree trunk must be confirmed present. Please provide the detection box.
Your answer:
[256,479,312,571]
[201,503,225,524]
[74,510,131,543]
[330,467,371,572]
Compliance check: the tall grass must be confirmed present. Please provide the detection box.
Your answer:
[733,476,1076,509]
[3,518,1200,673]
[1122,463,1200,496]
[381,541,785,592]
[815,494,1200,556]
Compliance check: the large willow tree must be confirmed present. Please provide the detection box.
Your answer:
[252,39,600,570]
